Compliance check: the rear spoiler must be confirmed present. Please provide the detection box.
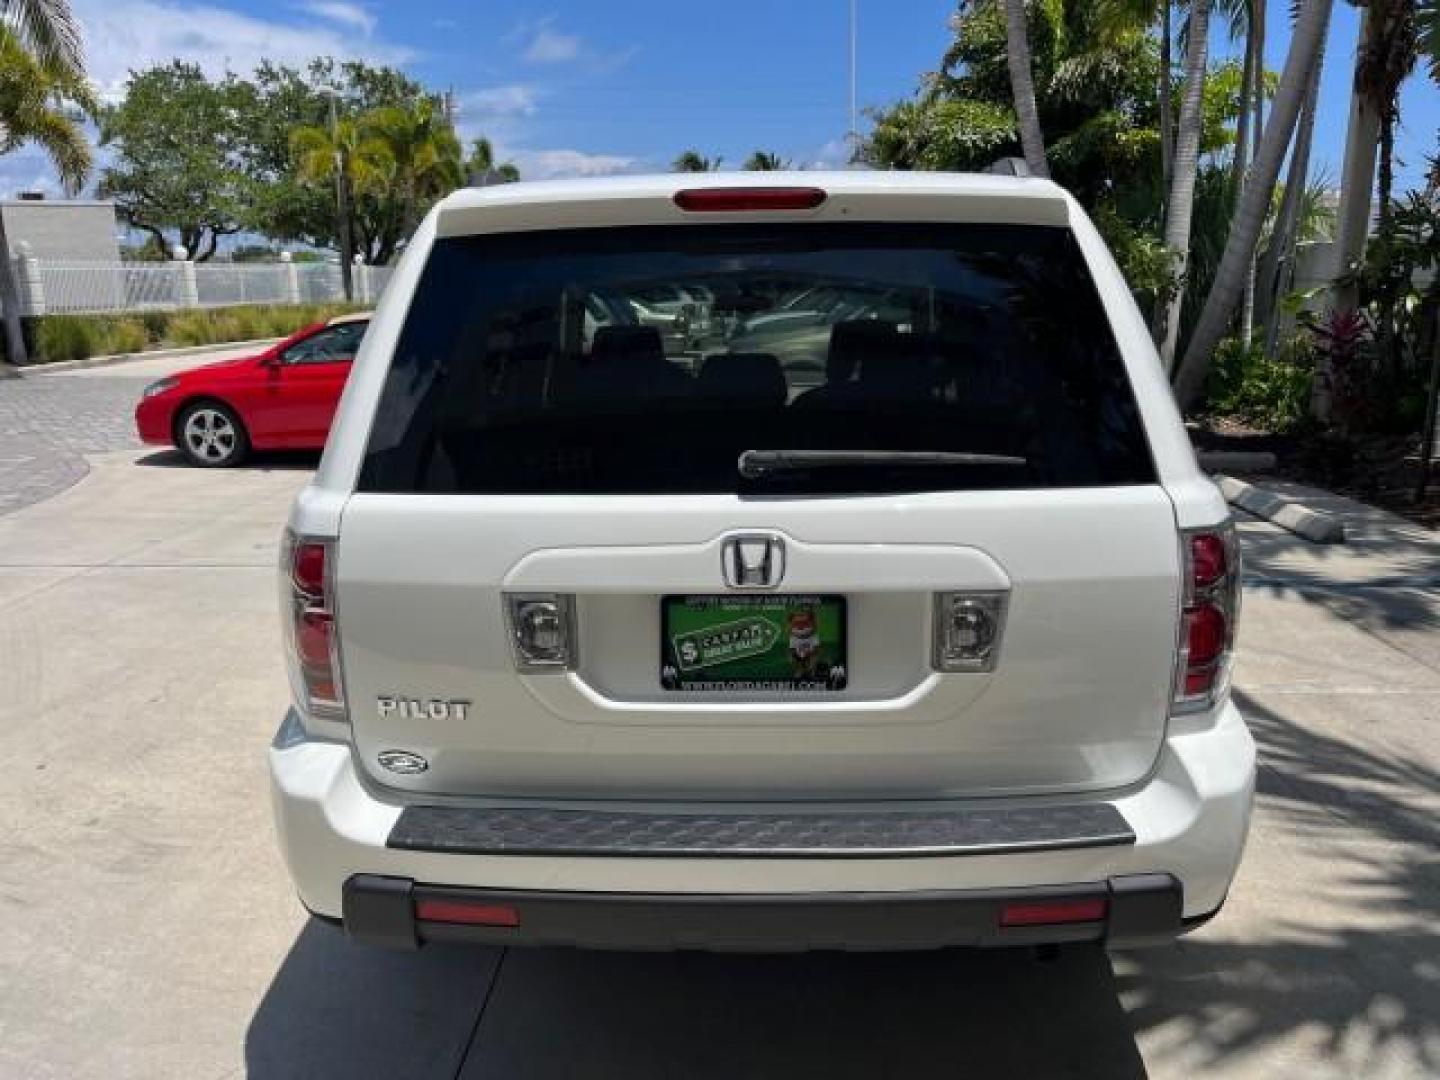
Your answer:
[434,173,1072,239]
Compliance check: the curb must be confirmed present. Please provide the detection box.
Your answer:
[23,338,281,374]
[1194,450,1277,474]
[1217,475,1346,545]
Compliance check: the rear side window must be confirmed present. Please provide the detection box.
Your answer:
[360,223,1155,495]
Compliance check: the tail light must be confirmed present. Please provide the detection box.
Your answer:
[282,530,346,720]
[1174,524,1241,713]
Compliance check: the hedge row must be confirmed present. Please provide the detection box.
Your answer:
[26,303,367,365]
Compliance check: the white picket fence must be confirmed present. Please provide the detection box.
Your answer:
[8,256,394,316]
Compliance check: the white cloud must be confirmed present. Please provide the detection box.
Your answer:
[505,16,631,72]
[460,84,540,120]
[807,138,858,171]
[297,0,375,37]
[509,148,639,180]
[74,0,413,100]
[523,25,581,64]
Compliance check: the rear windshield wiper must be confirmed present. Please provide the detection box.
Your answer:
[738,449,1028,479]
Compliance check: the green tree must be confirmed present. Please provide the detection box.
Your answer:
[865,0,1268,365]
[466,137,520,183]
[864,3,1167,270]
[237,58,433,264]
[0,25,94,370]
[672,150,722,172]
[98,63,250,262]
[290,115,393,297]
[742,150,789,170]
[364,98,463,235]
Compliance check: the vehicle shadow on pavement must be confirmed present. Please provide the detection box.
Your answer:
[244,922,502,1079]
[1118,690,1438,1075]
[134,448,320,471]
[246,931,1147,1079]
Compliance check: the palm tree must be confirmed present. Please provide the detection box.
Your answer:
[1156,0,1213,371]
[1234,0,1267,346]
[1260,29,1327,360]
[365,99,463,236]
[0,0,83,79]
[743,150,789,171]
[672,150,722,172]
[0,26,93,372]
[1002,0,1049,177]
[1174,0,1337,407]
[1321,0,1432,413]
[466,137,519,184]
[1362,1,1420,378]
[290,116,393,296]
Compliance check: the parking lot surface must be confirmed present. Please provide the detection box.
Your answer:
[0,354,1436,1078]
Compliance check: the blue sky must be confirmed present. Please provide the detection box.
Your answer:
[4,1,1436,195]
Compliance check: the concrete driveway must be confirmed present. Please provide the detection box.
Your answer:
[0,363,1435,1077]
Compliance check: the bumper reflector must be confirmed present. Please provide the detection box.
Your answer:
[998,897,1108,927]
[414,897,521,927]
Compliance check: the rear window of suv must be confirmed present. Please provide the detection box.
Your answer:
[359,223,1155,495]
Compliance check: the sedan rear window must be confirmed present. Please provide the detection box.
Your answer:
[359,223,1155,495]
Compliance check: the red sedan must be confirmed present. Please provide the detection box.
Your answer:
[136,313,370,467]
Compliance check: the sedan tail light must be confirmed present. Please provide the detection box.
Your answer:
[282,530,346,720]
[1174,524,1241,713]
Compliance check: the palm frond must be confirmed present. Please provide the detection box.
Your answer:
[0,23,91,191]
[1418,0,1440,84]
[0,0,84,79]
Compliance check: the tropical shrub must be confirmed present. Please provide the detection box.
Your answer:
[1206,335,1314,432]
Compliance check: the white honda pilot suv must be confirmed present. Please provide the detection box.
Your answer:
[270,172,1254,952]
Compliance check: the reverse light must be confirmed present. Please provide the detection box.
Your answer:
[505,594,577,669]
[673,187,827,212]
[281,531,346,720]
[1173,525,1241,713]
[932,592,1007,673]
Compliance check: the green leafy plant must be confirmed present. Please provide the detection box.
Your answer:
[1206,334,1314,432]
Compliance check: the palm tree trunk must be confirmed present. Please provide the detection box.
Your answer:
[1415,302,1440,502]
[1232,10,1256,343]
[1234,15,1255,197]
[1330,5,1383,315]
[1003,0,1050,178]
[0,210,28,373]
[1156,0,1214,370]
[1374,102,1398,378]
[1174,0,1336,409]
[1159,2,1175,201]
[1260,36,1325,361]
[1239,0,1267,347]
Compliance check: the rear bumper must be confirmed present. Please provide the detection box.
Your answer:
[269,700,1255,951]
[338,872,1186,951]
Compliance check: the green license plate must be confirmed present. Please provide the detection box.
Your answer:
[661,594,848,692]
